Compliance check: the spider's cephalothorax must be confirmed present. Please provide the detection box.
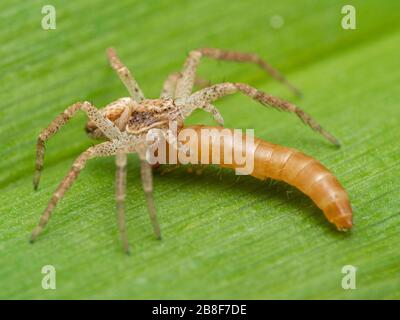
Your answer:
[31,47,339,254]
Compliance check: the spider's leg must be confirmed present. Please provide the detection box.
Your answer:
[30,141,118,243]
[175,48,301,99]
[107,48,145,102]
[187,82,340,146]
[160,71,211,99]
[115,151,130,254]
[203,104,224,126]
[193,76,212,89]
[34,102,121,190]
[137,147,162,240]
[160,72,181,99]
[159,72,223,125]
[175,50,202,99]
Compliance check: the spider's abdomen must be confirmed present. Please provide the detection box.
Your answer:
[85,97,136,139]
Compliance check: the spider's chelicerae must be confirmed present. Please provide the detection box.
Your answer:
[31,47,338,253]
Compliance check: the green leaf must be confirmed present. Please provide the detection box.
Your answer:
[0,0,399,299]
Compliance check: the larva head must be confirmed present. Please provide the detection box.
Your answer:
[85,97,135,139]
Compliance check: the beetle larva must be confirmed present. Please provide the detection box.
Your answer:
[166,125,352,230]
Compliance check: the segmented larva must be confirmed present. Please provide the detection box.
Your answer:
[168,125,353,230]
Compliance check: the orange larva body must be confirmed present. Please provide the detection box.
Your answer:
[172,125,353,230]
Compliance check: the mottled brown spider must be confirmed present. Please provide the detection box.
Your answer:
[31,47,339,254]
